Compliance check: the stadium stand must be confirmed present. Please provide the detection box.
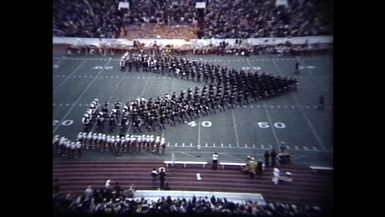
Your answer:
[53,1,333,216]
[53,161,333,205]
[53,161,331,216]
[53,0,332,39]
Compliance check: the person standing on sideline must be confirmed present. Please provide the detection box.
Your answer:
[295,62,300,74]
[279,141,286,153]
[264,151,270,167]
[158,167,166,189]
[212,152,219,169]
[271,149,277,167]
[150,168,158,188]
[318,95,324,110]
[256,159,263,177]
[272,168,280,185]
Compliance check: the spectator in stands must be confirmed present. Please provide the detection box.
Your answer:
[54,0,332,39]
[84,185,94,201]
[113,182,122,196]
[54,192,325,216]
[105,179,112,190]
[125,184,136,198]
[212,152,219,169]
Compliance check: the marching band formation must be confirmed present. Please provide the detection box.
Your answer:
[81,51,298,133]
[57,51,297,159]
[53,133,166,159]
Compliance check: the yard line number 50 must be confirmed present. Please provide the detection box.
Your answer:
[257,122,286,129]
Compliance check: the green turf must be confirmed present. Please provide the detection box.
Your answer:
[53,54,333,166]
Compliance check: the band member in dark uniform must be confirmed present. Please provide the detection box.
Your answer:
[295,62,300,74]
[318,95,325,110]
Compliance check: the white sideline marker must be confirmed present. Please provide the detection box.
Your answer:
[182,143,185,147]
[190,143,193,147]
[304,146,309,151]
[295,146,299,150]
[167,143,170,147]
[221,143,223,147]
[312,146,318,151]
[175,143,178,147]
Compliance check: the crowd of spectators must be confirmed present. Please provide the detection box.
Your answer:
[121,24,198,39]
[203,0,332,39]
[53,0,332,39]
[53,0,123,38]
[53,190,325,216]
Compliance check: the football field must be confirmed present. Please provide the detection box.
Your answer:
[53,54,333,166]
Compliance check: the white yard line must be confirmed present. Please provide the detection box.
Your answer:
[54,60,87,91]
[231,110,240,147]
[53,57,65,68]
[197,119,201,146]
[247,58,280,150]
[273,59,327,151]
[290,94,327,150]
[53,58,112,134]
[295,56,314,76]
[261,101,281,151]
